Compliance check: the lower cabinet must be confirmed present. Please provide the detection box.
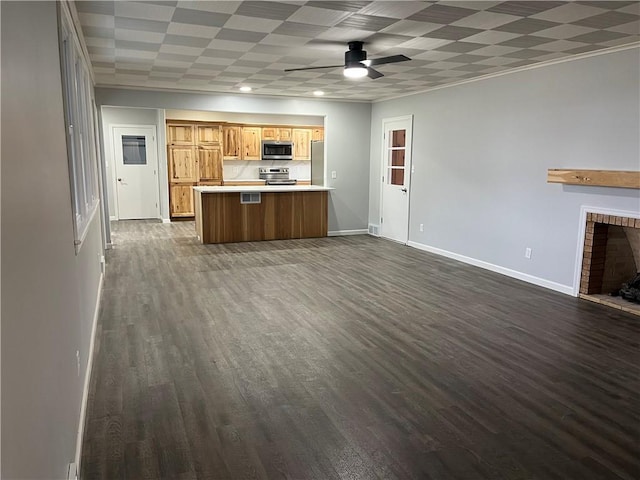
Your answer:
[170,184,195,217]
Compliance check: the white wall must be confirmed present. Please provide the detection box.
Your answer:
[96,89,372,233]
[1,2,104,478]
[101,106,164,220]
[370,47,640,293]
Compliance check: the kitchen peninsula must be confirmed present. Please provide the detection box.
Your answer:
[193,185,332,244]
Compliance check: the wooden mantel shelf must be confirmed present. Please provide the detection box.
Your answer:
[547,169,640,189]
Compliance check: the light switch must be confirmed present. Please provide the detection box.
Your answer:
[331,171,337,179]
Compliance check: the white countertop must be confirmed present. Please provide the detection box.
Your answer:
[193,185,333,193]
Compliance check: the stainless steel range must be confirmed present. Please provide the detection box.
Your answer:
[259,167,297,185]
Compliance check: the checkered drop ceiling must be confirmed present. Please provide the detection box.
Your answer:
[77,1,640,101]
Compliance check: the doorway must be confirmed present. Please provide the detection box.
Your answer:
[380,115,413,243]
[112,126,159,220]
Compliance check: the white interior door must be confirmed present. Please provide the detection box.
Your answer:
[380,116,413,243]
[113,126,159,220]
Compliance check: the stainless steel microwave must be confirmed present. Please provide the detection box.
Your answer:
[261,140,293,160]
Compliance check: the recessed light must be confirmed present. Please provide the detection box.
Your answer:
[239,86,252,92]
[313,90,325,96]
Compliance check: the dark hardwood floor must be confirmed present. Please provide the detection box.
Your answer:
[81,220,640,480]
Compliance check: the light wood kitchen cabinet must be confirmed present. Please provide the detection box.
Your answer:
[197,145,222,183]
[167,124,194,145]
[197,124,221,144]
[312,128,324,141]
[242,127,262,160]
[262,127,292,141]
[222,125,242,160]
[170,184,195,217]
[168,146,197,182]
[292,128,312,160]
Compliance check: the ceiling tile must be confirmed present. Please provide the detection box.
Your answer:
[568,29,628,43]
[272,21,330,37]
[533,24,597,39]
[164,34,211,48]
[215,28,268,43]
[287,6,353,26]
[177,1,241,14]
[165,23,220,38]
[115,39,161,51]
[572,11,639,29]
[114,2,176,21]
[451,11,520,29]
[498,35,555,48]
[531,3,606,23]
[337,14,398,31]
[235,1,302,20]
[115,17,169,33]
[306,1,371,13]
[424,25,484,40]
[79,12,115,29]
[487,1,565,17]
[494,18,561,34]
[170,8,231,27]
[409,4,478,24]
[222,14,283,33]
[435,41,484,53]
[380,19,443,36]
[462,30,520,44]
[75,1,115,15]
[357,2,429,19]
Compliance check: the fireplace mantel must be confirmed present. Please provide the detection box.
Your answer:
[547,169,640,189]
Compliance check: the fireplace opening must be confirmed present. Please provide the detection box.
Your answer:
[579,213,640,316]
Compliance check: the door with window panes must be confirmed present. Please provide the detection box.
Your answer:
[381,116,413,243]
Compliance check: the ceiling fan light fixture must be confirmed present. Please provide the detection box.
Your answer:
[344,65,367,78]
[239,86,252,92]
[313,90,325,96]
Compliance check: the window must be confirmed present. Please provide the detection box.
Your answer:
[121,136,147,165]
[59,5,99,251]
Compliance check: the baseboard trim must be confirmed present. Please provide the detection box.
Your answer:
[407,241,574,296]
[162,218,171,224]
[328,229,368,236]
[109,216,117,221]
[74,272,104,471]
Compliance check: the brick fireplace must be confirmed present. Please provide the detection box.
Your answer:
[580,212,640,315]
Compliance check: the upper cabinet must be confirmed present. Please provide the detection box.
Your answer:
[312,128,324,141]
[168,146,197,182]
[167,124,194,145]
[242,127,262,161]
[262,127,292,141]
[222,125,242,160]
[197,124,221,144]
[292,128,312,161]
[197,145,222,183]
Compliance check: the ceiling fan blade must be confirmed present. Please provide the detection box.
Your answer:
[284,65,343,72]
[367,67,384,79]
[368,54,411,66]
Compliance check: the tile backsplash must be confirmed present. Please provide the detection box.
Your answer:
[223,160,310,181]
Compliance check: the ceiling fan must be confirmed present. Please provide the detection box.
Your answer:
[284,41,411,79]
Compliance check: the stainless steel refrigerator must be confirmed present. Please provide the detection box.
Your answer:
[311,140,324,186]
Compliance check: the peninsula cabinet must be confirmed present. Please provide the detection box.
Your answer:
[222,125,242,160]
[167,124,194,145]
[242,127,262,160]
[197,146,222,183]
[292,128,312,160]
[262,127,292,141]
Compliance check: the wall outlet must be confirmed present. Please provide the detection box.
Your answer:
[76,350,80,377]
[232,166,239,175]
[331,170,337,179]
[419,223,424,232]
[525,247,532,259]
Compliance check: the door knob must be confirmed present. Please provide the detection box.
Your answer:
[401,188,407,192]
[117,178,122,182]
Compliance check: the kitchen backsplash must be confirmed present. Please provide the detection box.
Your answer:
[223,160,310,181]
